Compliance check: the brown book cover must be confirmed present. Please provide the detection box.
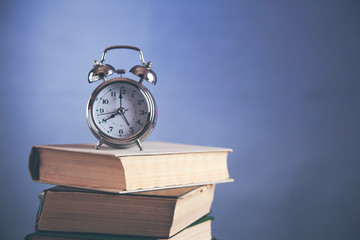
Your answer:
[35,185,215,238]
[29,141,233,193]
[25,216,213,240]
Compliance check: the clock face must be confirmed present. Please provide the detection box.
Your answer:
[91,81,150,139]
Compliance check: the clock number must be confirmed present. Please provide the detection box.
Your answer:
[111,91,116,97]
[138,99,144,105]
[103,99,109,104]
[119,129,124,134]
[129,127,134,134]
[120,87,126,94]
[132,91,136,98]
[139,110,147,115]
[109,126,113,132]
[136,120,141,125]
[99,108,104,113]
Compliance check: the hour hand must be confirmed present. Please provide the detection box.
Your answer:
[102,112,118,122]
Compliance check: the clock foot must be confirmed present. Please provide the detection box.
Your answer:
[135,139,144,151]
[95,138,104,150]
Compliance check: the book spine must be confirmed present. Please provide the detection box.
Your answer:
[35,190,47,230]
[28,147,40,180]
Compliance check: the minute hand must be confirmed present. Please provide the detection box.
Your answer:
[119,90,130,126]
[119,89,123,108]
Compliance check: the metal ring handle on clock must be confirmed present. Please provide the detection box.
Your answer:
[89,45,157,85]
[100,45,146,65]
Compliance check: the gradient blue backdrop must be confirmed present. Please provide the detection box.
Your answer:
[1,1,359,239]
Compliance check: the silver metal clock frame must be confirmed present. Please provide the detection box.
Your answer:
[86,77,157,150]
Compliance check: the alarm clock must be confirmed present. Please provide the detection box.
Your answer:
[86,45,157,150]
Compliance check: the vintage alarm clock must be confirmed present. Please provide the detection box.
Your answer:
[86,45,157,150]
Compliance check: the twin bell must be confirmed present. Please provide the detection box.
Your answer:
[88,45,157,85]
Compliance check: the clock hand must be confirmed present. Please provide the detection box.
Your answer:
[99,107,130,124]
[119,107,130,126]
[119,89,123,108]
[97,110,119,116]
[120,113,130,126]
[118,90,130,126]
[102,112,119,123]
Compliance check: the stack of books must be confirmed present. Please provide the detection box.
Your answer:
[25,141,233,240]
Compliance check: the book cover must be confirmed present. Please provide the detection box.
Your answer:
[35,185,215,238]
[29,141,233,193]
[25,216,213,240]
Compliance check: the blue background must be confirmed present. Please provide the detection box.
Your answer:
[1,0,360,239]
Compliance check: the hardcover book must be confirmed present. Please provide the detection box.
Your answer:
[35,185,215,238]
[29,141,233,193]
[25,216,213,240]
